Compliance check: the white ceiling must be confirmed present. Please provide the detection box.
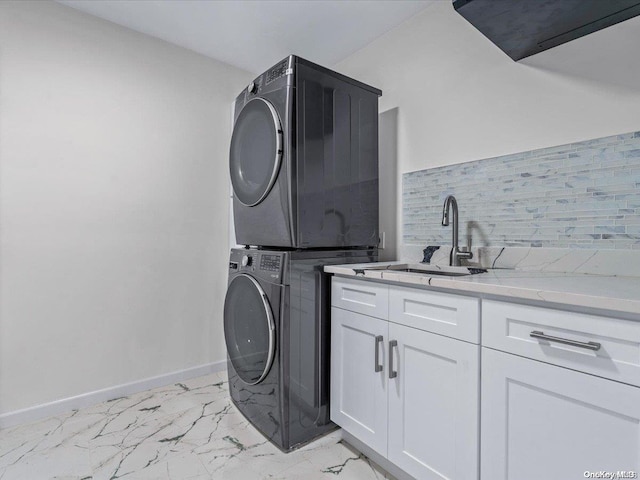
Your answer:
[56,0,434,74]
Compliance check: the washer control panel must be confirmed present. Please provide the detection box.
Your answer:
[260,254,281,272]
[228,249,284,283]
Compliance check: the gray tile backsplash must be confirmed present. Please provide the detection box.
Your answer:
[403,131,640,249]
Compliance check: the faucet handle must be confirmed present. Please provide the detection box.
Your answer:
[459,236,472,253]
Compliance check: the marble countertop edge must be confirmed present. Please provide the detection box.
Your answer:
[324,263,640,317]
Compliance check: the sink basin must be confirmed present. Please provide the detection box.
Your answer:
[390,267,471,277]
[362,264,487,277]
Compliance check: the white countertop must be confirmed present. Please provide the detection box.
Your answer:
[325,262,640,316]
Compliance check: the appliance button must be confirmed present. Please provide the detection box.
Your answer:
[242,255,252,267]
[247,81,258,94]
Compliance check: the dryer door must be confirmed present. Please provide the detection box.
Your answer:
[230,98,283,206]
[224,274,276,385]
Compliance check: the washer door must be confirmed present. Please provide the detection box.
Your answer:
[229,98,283,207]
[224,274,276,385]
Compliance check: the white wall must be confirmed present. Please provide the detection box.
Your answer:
[0,1,251,414]
[334,2,640,253]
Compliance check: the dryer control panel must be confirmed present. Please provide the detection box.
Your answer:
[241,56,294,101]
[266,59,289,85]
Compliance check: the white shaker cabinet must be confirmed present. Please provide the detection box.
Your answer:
[481,300,640,480]
[388,322,479,480]
[481,347,640,480]
[330,306,389,457]
[330,277,480,480]
[330,275,640,480]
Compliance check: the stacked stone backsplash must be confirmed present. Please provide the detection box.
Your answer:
[404,131,640,250]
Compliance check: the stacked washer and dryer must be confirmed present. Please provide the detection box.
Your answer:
[224,55,381,451]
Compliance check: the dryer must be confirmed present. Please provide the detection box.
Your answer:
[224,247,376,451]
[229,55,382,249]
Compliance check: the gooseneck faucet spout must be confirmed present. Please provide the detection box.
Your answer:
[442,195,473,267]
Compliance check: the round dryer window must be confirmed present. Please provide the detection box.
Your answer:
[223,274,276,385]
[229,98,283,206]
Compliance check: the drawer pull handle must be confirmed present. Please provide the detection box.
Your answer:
[374,335,383,373]
[389,340,398,379]
[530,330,601,351]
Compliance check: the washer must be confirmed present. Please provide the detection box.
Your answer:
[224,247,377,451]
[229,55,382,249]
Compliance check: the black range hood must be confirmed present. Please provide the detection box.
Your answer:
[453,0,640,61]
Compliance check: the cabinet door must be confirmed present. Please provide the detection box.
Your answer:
[482,348,640,480]
[330,307,388,456]
[388,323,480,480]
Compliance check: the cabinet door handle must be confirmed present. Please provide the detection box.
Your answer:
[530,330,601,351]
[389,340,398,379]
[374,335,383,372]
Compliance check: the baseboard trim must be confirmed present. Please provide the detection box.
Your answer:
[0,360,227,429]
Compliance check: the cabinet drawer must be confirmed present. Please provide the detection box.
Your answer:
[389,285,480,343]
[331,277,389,319]
[483,300,640,387]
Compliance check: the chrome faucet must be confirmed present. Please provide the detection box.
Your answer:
[442,195,473,267]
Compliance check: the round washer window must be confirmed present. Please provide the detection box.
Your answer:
[224,274,275,385]
[229,98,283,206]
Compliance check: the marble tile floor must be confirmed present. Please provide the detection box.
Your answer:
[0,371,393,480]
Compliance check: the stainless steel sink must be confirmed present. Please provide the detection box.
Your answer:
[389,267,472,277]
[363,264,487,277]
